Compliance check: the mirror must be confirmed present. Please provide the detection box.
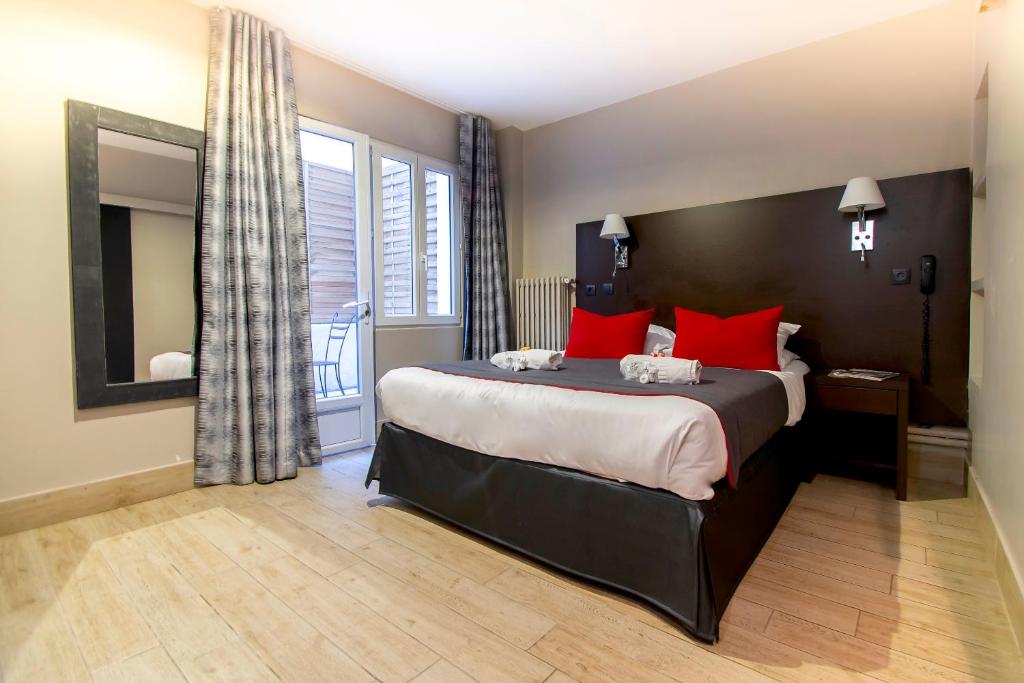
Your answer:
[67,101,204,408]
[98,130,198,384]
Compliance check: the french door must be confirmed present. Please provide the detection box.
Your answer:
[299,117,375,454]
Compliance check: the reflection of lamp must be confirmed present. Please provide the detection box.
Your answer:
[839,177,885,263]
[600,213,630,277]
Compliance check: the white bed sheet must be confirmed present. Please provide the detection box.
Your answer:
[377,360,809,501]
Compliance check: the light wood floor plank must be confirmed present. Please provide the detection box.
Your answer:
[779,516,928,562]
[795,487,939,523]
[712,621,876,683]
[734,575,860,635]
[2,449,1019,682]
[891,575,1010,622]
[412,658,478,683]
[264,491,381,550]
[749,557,1018,654]
[856,611,1023,681]
[182,507,287,571]
[225,501,361,576]
[91,646,184,683]
[33,520,159,671]
[764,611,975,683]
[199,566,373,682]
[341,496,512,584]
[95,529,242,666]
[177,641,279,683]
[787,505,987,559]
[143,516,237,586]
[250,555,439,682]
[529,626,676,683]
[937,511,979,530]
[759,542,893,593]
[721,596,773,633]
[0,530,56,613]
[488,566,772,682]
[926,547,995,577]
[331,561,554,682]
[0,603,91,682]
[355,536,556,649]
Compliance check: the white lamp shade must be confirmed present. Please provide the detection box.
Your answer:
[838,177,885,213]
[600,213,629,239]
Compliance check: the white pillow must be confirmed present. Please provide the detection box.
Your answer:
[644,324,676,355]
[777,322,801,368]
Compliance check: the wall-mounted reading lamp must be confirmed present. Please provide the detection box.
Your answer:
[600,213,630,277]
[839,177,885,263]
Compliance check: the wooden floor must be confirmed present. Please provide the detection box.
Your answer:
[2,451,1021,682]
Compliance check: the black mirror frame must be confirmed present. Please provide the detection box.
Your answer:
[67,100,204,409]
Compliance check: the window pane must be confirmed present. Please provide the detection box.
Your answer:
[425,169,453,316]
[300,129,360,398]
[380,157,415,316]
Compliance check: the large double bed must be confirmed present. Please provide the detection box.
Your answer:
[366,356,809,642]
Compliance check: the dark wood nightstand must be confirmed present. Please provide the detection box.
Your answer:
[807,371,910,500]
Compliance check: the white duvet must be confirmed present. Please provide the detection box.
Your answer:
[377,360,809,501]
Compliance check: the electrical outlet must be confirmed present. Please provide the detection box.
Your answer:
[891,268,911,285]
[602,282,614,295]
[585,284,596,296]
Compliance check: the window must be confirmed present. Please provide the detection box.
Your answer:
[372,142,459,325]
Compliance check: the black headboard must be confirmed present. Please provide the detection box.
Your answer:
[576,168,971,426]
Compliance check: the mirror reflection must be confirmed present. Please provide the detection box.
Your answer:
[97,129,198,384]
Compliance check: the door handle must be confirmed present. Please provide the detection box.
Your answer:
[343,299,372,321]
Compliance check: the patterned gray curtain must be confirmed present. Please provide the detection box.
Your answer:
[195,8,321,485]
[460,114,513,359]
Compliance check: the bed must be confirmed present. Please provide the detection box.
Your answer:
[366,357,809,642]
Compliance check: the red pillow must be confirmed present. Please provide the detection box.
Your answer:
[565,308,655,359]
[672,306,783,371]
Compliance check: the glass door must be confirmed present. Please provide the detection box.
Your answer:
[299,118,375,454]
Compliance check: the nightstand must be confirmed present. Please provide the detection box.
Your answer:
[807,371,911,500]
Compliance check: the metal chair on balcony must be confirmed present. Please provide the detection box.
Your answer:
[312,310,358,398]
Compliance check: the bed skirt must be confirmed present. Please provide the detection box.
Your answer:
[365,422,802,642]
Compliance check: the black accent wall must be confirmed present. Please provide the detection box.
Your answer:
[99,204,135,384]
[576,169,971,426]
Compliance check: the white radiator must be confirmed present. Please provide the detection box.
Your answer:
[515,277,574,350]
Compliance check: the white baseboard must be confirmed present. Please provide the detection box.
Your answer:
[0,461,194,536]
[968,466,1024,652]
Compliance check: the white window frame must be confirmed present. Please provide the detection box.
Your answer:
[372,140,461,326]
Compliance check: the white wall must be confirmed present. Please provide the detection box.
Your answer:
[0,0,465,502]
[969,0,1024,607]
[520,0,973,277]
[131,209,196,381]
[0,0,209,501]
[291,47,465,389]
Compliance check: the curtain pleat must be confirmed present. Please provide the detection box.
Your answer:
[460,114,512,359]
[195,8,321,486]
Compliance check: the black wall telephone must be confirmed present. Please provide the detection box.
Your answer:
[920,255,937,385]
[921,255,937,296]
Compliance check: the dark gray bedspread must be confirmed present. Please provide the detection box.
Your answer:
[418,358,790,486]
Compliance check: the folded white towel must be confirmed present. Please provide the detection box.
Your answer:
[490,349,564,372]
[620,354,702,385]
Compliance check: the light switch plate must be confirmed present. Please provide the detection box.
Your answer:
[851,220,874,253]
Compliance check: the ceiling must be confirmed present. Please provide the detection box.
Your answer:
[191,0,950,130]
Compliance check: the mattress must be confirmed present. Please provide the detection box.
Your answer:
[377,358,809,500]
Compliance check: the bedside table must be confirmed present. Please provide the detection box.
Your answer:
[807,371,910,500]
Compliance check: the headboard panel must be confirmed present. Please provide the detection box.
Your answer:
[576,168,971,426]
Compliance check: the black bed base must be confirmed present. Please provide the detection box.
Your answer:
[365,423,802,642]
